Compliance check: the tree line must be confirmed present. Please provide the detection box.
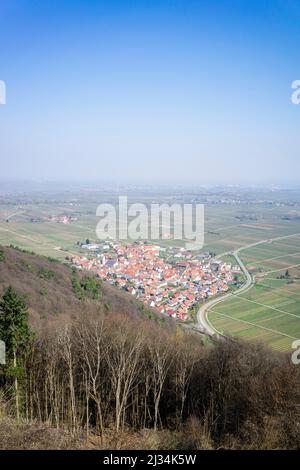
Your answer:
[0,286,300,448]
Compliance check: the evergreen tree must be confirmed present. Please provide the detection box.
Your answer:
[0,286,32,420]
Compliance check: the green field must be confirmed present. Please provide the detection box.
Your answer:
[1,188,300,351]
[2,196,300,258]
[209,234,300,352]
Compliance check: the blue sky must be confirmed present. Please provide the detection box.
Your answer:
[0,0,300,185]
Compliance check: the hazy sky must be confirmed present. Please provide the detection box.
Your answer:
[0,0,300,185]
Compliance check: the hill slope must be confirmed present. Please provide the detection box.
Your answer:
[0,245,170,329]
[1,245,300,450]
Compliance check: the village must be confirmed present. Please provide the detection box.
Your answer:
[70,241,240,321]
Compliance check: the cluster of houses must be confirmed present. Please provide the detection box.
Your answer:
[70,241,239,321]
[47,214,78,224]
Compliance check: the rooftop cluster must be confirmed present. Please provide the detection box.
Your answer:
[71,242,238,321]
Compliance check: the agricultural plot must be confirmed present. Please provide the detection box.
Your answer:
[1,191,300,352]
[0,217,98,260]
[1,193,300,258]
[203,216,300,255]
[209,235,300,351]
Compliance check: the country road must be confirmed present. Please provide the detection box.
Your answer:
[196,232,300,338]
[196,250,253,337]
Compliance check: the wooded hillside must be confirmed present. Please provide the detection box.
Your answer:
[0,245,299,450]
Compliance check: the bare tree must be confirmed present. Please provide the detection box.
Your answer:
[106,320,143,431]
[149,334,173,430]
[58,326,77,433]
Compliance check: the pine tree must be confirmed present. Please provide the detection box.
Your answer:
[0,286,32,420]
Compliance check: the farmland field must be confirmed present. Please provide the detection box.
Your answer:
[0,186,300,352]
[208,234,300,351]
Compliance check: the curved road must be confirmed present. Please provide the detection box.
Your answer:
[197,251,253,338]
[196,232,300,338]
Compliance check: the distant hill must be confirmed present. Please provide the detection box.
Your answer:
[0,245,171,330]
